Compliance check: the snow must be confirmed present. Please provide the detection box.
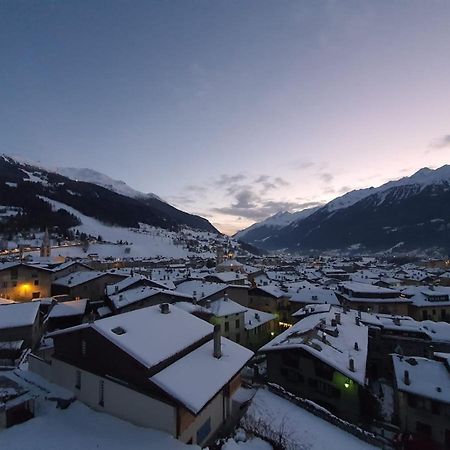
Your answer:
[52,270,109,287]
[221,437,272,450]
[242,389,377,450]
[392,355,450,404]
[0,369,196,450]
[235,207,320,239]
[39,196,192,259]
[92,305,214,369]
[208,297,248,317]
[150,337,253,414]
[176,280,227,300]
[261,308,368,385]
[48,299,87,318]
[289,286,339,305]
[0,302,40,329]
[108,285,190,310]
[56,167,161,200]
[244,308,275,330]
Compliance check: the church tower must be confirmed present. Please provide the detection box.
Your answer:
[40,228,51,258]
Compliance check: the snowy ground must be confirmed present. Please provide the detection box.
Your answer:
[240,389,378,450]
[1,369,198,450]
[14,197,218,259]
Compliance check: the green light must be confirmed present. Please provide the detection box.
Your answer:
[344,381,350,389]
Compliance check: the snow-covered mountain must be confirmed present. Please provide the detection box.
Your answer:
[238,165,450,254]
[0,155,218,235]
[56,167,161,201]
[234,206,320,242]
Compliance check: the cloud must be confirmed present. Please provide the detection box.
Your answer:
[291,160,316,170]
[318,172,334,183]
[214,174,247,187]
[338,185,352,194]
[429,134,450,150]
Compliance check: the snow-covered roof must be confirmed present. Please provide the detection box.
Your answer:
[261,308,368,385]
[175,280,227,300]
[150,337,253,414]
[289,286,339,305]
[392,355,450,404]
[340,281,401,295]
[207,297,247,317]
[48,299,88,318]
[209,272,247,283]
[253,285,286,299]
[244,307,275,330]
[401,286,450,306]
[0,302,40,329]
[108,285,190,310]
[92,305,214,369]
[105,274,169,296]
[52,271,109,287]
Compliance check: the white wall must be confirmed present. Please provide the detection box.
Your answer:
[38,358,177,436]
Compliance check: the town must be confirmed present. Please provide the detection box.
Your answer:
[1,230,449,449]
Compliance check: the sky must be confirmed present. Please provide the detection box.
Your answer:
[1,0,450,235]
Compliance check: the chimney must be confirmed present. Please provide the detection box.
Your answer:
[119,294,123,302]
[115,285,119,294]
[355,317,361,326]
[335,313,341,325]
[404,370,410,385]
[213,324,221,359]
[160,303,170,314]
[223,293,229,301]
[349,357,355,372]
[331,318,337,327]
[354,342,359,351]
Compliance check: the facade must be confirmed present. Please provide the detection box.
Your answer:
[0,263,52,301]
[392,354,450,448]
[31,304,252,446]
[261,307,371,423]
[51,271,126,300]
[336,282,411,315]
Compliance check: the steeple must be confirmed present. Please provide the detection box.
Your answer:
[40,228,51,258]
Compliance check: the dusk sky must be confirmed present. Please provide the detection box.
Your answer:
[1,1,450,234]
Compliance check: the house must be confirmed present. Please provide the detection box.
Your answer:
[106,285,191,314]
[0,262,53,301]
[0,302,41,349]
[247,285,290,323]
[336,281,411,315]
[244,307,276,350]
[51,271,126,300]
[50,261,93,282]
[402,286,450,322]
[204,272,248,286]
[392,353,450,448]
[29,304,253,446]
[175,280,248,306]
[105,274,174,297]
[260,307,371,423]
[45,299,90,332]
[289,286,339,318]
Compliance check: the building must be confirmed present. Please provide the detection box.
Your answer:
[261,307,371,423]
[51,271,126,301]
[244,307,276,350]
[0,262,53,301]
[403,286,450,322]
[0,302,41,351]
[392,353,450,448]
[45,299,89,332]
[336,282,411,315]
[30,304,253,446]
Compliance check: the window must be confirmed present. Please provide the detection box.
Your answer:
[32,292,40,299]
[2,282,7,288]
[34,279,39,286]
[75,370,81,389]
[224,322,229,332]
[235,333,240,343]
[10,268,18,280]
[31,272,38,278]
[281,352,299,369]
[416,421,432,436]
[315,363,334,381]
[196,418,211,445]
[99,380,105,406]
[235,319,240,328]
[12,281,17,287]
[81,340,87,356]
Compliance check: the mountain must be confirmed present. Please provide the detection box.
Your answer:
[234,207,320,244]
[0,155,218,235]
[56,167,161,201]
[237,165,450,255]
